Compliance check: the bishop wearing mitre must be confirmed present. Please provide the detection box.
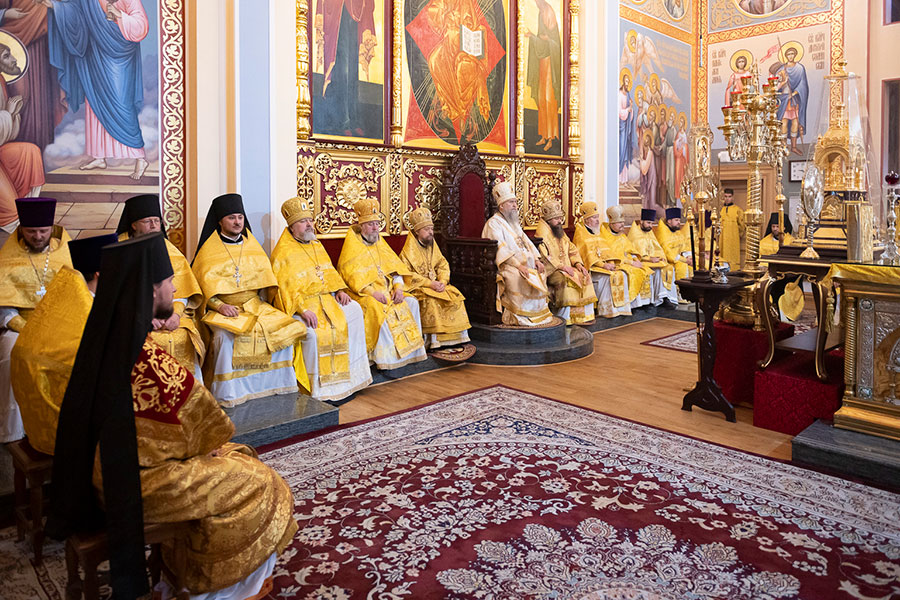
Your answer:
[117,193,206,377]
[192,193,306,406]
[482,181,552,326]
[271,197,372,402]
[627,208,679,306]
[0,198,71,442]
[573,201,632,318]
[337,197,426,369]
[536,200,596,325]
[399,206,471,348]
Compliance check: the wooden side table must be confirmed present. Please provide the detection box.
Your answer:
[677,275,754,422]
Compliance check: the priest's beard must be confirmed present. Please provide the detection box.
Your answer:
[24,239,50,253]
[640,223,653,232]
[550,223,565,239]
[418,235,434,247]
[298,230,316,243]
[153,298,174,321]
[586,224,597,235]
[362,231,379,244]
[501,207,519,225]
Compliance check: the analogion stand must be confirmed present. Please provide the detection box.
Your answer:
[677,275,754,422]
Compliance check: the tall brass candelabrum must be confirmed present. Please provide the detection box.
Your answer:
[718,68,785,330]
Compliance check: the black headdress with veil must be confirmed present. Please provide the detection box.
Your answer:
[48,233,174,599]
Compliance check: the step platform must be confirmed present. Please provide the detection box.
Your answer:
[468,316,594,365]
[226,393,338,448]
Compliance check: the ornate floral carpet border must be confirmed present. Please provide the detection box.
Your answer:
[3,386,899,599]
[262,385,900,599]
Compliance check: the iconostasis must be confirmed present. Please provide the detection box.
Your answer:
[296,0,584,246]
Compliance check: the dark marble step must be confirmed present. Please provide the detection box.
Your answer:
[792,419,900,490]
[578,304,695,333]
[226,393,339,448]
[469,324,593,365]
[470,316,568,345]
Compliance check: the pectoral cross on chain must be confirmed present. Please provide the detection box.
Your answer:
[36,285,46,298]
[315,265,325,283]
[234,267,242,286]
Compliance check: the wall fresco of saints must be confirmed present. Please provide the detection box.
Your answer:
[617,23,692,215]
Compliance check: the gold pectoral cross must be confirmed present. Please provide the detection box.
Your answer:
[315,265,325,283]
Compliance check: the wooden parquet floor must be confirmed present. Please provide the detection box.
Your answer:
[339,317,793,461]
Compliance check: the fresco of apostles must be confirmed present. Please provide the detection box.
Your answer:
[618,30,688,217]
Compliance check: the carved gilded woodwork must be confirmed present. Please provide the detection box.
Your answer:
[295,0,311,140]
[832,270,900,441]
[567,0,580,160]
[160,0,187,252]
[523,164,568,228]
[313,151,388,235]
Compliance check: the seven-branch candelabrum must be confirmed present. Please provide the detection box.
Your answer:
[881,171,900,266]
[719,69,786,273]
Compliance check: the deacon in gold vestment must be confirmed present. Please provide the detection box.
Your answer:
[117,193,206,378]
[573,202,632,318]
[0,198,71,443]
[627,208,679,306]
[482,181,552,326]
[601,205,653,309]
[719,189,745,269]
[337,198,426,369]
[11,234,117,455]
[192,194,305,407]
[272,197,372,401]
[655,206,694,285]
[536,201,596,324]
[399,206,471,347]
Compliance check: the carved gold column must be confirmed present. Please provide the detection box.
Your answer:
[296,0,311,140]
[843,293,857,397]
[390,0,403,147]
[515,2,525,157]
[567,0,581,160]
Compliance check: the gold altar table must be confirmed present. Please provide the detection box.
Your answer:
[827,263,900,441]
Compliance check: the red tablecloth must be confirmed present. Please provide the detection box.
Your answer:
[712,321,794,406]
[753,350,845,436]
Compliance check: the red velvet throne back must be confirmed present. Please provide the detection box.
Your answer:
[439,145,502,325]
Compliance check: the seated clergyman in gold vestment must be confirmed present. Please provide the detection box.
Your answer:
[337,198,426,369]
[573,202,632,319]
[117,193,206,378]
[628,207,679,306]
[11,234,117,455]
[536,201,596,325]
[655,206,694,285]
[48,234,297,600]
[601,205,653,309]
[192,193,306,407]
[399,206,471,348]
[0,198,71,443]
[272,197,372,402]
[482,181,552,326]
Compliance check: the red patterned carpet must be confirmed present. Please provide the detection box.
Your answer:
[260,386,900,599]
[4,387,899,599]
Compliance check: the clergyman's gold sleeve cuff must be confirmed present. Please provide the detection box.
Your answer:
[8,315,26,333]
[207,296,224,310]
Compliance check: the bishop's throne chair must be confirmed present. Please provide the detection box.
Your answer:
[438,145,503,326]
